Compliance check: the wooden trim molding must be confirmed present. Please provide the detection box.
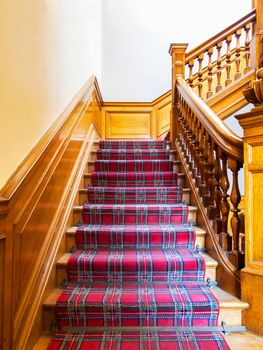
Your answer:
[0,76,102,350]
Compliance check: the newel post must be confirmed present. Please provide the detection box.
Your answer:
[251,0,263,69]
[169,43,188,149]
[237,68,263,335]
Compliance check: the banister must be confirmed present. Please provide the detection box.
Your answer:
[177,77,243,161]
[185,9,256,63]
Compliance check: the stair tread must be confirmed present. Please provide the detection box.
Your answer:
[67,225,206,235]
[84,172,185,177]
[80,187,191,192]
[74,204,197,210]
[56,251,216,268]
[43,285,248,310]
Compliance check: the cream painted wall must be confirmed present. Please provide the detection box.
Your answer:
[101,0,251,101]
[0,0,101,189]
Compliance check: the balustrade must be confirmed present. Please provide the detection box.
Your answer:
[176,78,244,269]
[184,10,255,99]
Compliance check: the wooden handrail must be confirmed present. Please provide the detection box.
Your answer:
[186,9,256,63]
[177,77,243,161]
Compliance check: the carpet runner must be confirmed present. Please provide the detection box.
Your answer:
[48,139,230,349]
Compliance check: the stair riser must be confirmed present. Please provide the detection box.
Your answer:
[42,306,244,332]
[87,162,181,173]
[79,189,190,205]
[66,231,205,252]
[56,266,215,287]
[73,207,196,226]
[56,311,218,328]
[99,141,167,149]
[96,152,170,161]
[84,174,185,188]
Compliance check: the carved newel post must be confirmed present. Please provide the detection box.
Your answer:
[237,68,263,335]
[169,43,188,149]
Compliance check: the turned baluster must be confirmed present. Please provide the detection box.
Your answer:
[193,118,201,187]
[180,101,187,152]
[184,106,191,164]
[189,112,197,178]
[216,42,223,92]
[178,97,184,148]
[197,54,204,98]
[243,24,251,74]
[219,152,231,251]
[197,123,206,196]
[234,30,242,80]
[202,131,210,207]
[188,60,195,88]
[206,48,214,99]
[228,159,244,269]
[225,35,233,86]
[207,137,216,219]
[213,145,223,234]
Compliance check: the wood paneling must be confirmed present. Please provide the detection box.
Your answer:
[0,76,102,350]
[105,110,152,139]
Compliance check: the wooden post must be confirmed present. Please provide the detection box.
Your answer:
[251,0,263,69]
[169,43,188,149]
[237,68,263,334]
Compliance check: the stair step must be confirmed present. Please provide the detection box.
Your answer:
[72,223,198,250]
[91,172,178,187]
[84,172,185,187]
[73,204,196,225]
[81,203,191,225]
[55,283,219,328]
[97,149,170,160]
[87,160,181,173]
[44,330,232,350]
[66,225,206,251]
[55,252,216,285]
[99,140,168,149]
[94,160,174,172]
[43,285,248,331]
[80,187,190,205]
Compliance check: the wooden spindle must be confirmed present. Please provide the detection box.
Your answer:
[188,60,195,88]
[243,24,251,73]
[206,48,214,99]
[213,145,223,234]
[193,118,201,187]
[234,30,242,80]
[219,152,231,251]
[197,124,206,196]
[225,35,233,86]
[197,54,204,98]
[216,42,223,92]
[202,131,210,208]
[207,137,216,219]
[228,158,244,269]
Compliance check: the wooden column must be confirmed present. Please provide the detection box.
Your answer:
[169,43,188,149]
[237,69,263,334]
[251,0,263,69]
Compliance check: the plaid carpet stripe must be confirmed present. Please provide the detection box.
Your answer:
[82,204,189,224]
[56,283,218,328]
[94,160,174,172]
[48,330,230,350]
[97,149,170,160]
[76,224,196,250]
[67,249,205,282]
[99,140,167,149]
[87,187,182,204]
[91,172,178,187]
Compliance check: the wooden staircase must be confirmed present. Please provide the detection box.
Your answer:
[31,140,249,349]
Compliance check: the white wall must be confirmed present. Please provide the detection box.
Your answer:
[101,0,251,101]
[0,0,101,189]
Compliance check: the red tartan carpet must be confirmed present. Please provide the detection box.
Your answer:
[48,140,230,349]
